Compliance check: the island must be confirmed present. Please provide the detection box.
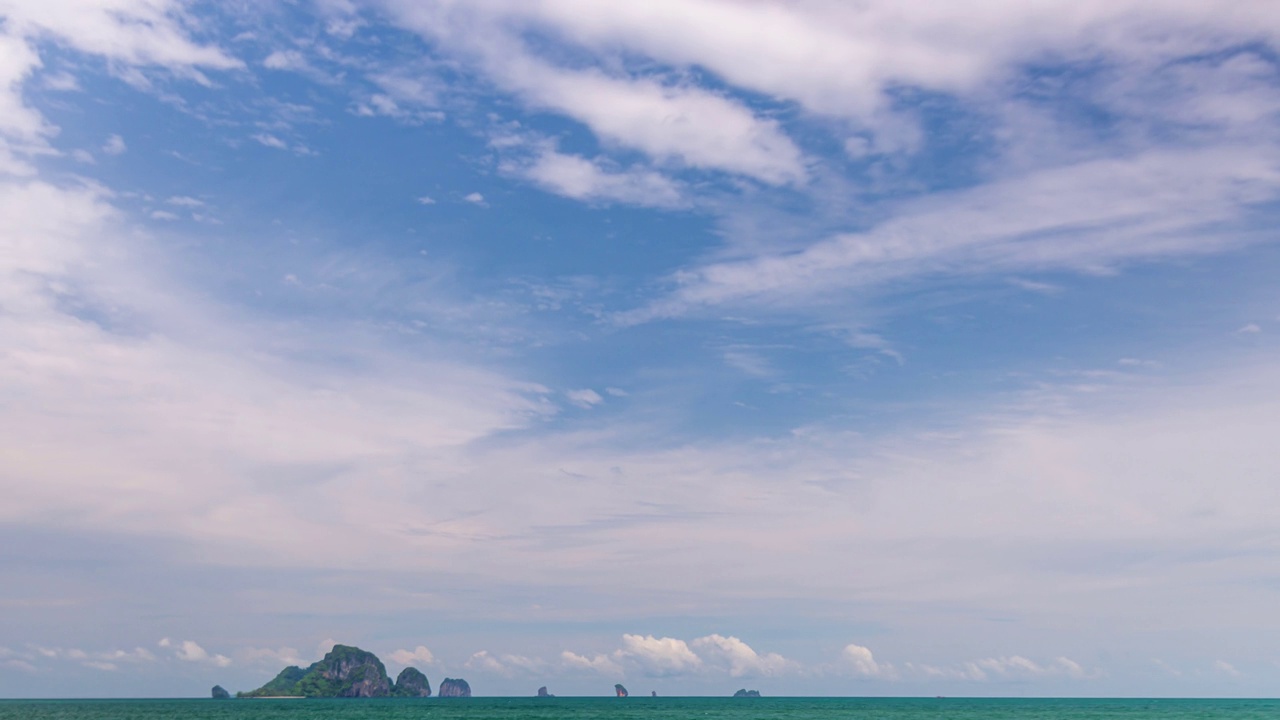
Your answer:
[615,683,629,697]
[238,644,450,698]
[438,678,472,697]
[537,686,554,697]
[211,685,230,699]
[733,689,762,697]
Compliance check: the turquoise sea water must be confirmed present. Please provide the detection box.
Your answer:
[0,697,1276,720]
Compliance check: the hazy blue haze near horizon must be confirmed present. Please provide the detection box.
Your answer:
[2,0,1280,701]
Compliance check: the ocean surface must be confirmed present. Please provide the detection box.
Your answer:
[0,697,1276,720]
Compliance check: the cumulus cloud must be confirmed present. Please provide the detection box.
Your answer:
[464,192,486,204]
[388,645,435,665]
[843,643,893,678]
[692,635,797,677]
[161,639,230,667]
[616,634,702,676]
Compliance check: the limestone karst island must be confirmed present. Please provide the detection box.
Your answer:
[229,644,468,699]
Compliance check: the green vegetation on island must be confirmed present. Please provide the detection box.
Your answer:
[237,644,448,698]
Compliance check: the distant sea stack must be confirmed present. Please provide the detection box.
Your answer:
[393,667,432,697]
[438,678,472,698]
[615,683,629,697]
[211,685,230,699]
[733,689,762,698]
[239,644,434,699]
[537,686,554,697]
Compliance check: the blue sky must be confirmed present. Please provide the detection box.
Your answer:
[2,0,1280,699]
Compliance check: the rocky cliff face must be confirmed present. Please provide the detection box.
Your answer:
[211,685,230,699]
[240,645,395,698]
[438,677,472,698]
[393,667,432,697]
[311,645,392,697]
[615,683,629,697]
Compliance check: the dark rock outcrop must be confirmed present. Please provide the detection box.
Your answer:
[615,683,629,697]
[651,691,657,697]
[211,685,230,699]
[393,667,432,697]
[733,689,762,698]
[240,645,394,698]
[438,677,472,698]
[537,686,554,697]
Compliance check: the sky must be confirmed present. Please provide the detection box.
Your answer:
[1,0,1279,700]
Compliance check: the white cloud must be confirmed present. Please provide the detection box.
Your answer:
[501,66,806,186]
[1237,323,1261,334]
[416,195,436,205]
[387,0,1280,143]
[101,134,126,156]
[617,634,701,676]
[561,650,623,676]
[920,655,1094,682]
[149,210,178,221]
[252,133,289,150]
[1214,659,1241,676]
[0,169,554,589]
[240,646,303,666]
[388,645,435,665]
[0,0,241,73]
[165,196,204,207]
[465,650,505,673]
[692,635,797,677]
[566,388,604,408]
[516,149,684,208]
[263,50,308,71]
[626,146,1280,322]
[464,650,543,675]
[174,640,208,662]
[843,643,892,678]
[382,4,806,184]
[463,191,486,204]
[41,71,78,91]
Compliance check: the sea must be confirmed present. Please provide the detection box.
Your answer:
[0,697,1276,720]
